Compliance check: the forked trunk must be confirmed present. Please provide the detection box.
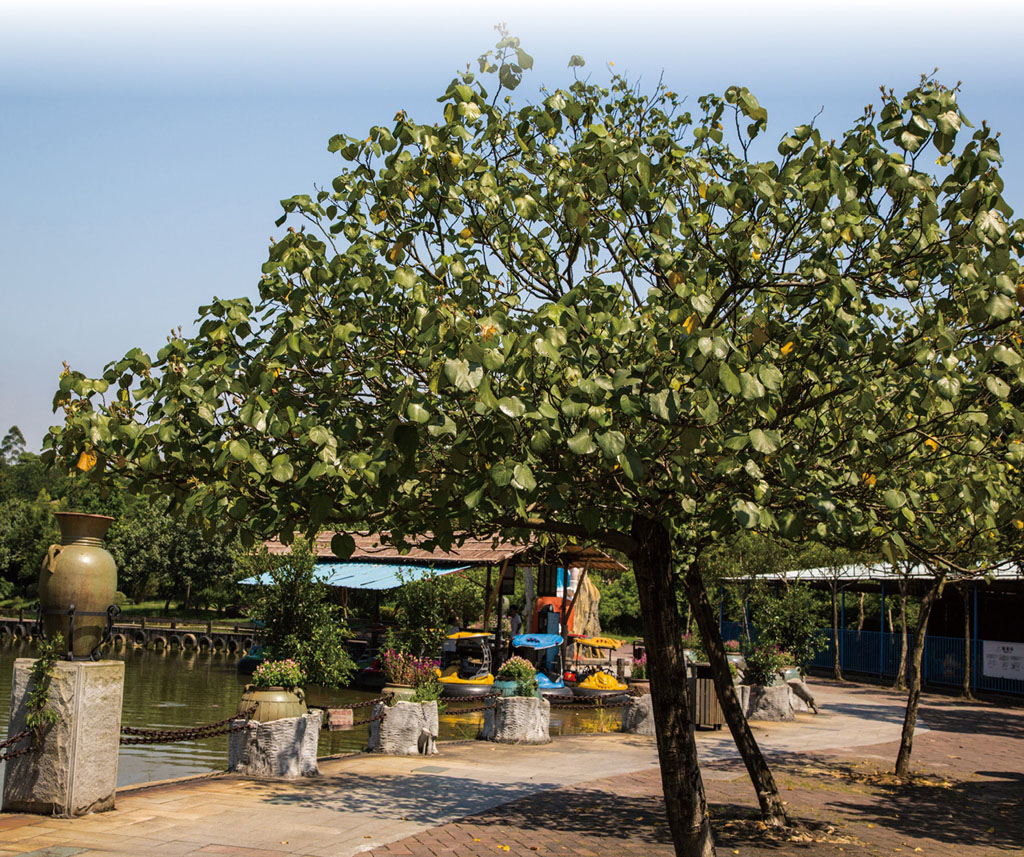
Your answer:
[682,560,788,828]
[631,515,716,857]
[894,576,945,777]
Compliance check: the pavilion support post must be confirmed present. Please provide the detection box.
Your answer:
[880,582,886,677]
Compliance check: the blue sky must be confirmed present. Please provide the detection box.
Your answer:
[3,0,1023,451]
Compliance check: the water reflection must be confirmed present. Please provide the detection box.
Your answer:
[0,640,617,787]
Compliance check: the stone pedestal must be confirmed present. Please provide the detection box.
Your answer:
[3,658,124,816]
[228,710,321,778]
[621,693,656,736]
[480,697,550,744]
[366,701,438,755]
[747,684,794,721]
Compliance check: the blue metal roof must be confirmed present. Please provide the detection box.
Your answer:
[512,633,563,649]
[240,562,470,591]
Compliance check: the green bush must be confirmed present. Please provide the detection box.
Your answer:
[241,539,355,688]
[252,658,305,688]
[749,583,826,671]
[743,645,789,686]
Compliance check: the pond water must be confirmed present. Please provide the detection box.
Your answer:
[0,640,616,787]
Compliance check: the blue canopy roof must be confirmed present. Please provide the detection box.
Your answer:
[240,562,470,591]
[512,633,563,649]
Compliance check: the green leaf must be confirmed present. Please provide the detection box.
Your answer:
[498,396,526,418]
[229,439,250,461]
[249,450,269,475]
[986,375,1010,398]
[512,463,536,492]
[883,489,905,510]
[567,430,597,455]
[407,402,431,423]
[719,363,742,396]
[748,429,779,454]
[596,430,625,459]
[271,454,294,483]
[617,451,643,481]
[331,533,355,558]
[739,371,765,400]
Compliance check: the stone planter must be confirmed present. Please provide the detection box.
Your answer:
[367,700,438,755]
[628,678,651,695]
[228,710,322,778]
[480,696,550,744]
[745,683,794,721]
[621,693,656,736]
[238,686,307,723]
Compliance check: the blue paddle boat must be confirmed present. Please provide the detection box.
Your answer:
[511,633,573,699]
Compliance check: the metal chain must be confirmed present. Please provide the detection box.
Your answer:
[119,706,257,745]
[351,712,388,727]
[0,730,33,764]
[547,694,632,709]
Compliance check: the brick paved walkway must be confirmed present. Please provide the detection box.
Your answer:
[0,680,1020,857]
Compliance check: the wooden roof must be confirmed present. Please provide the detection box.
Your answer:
[264,532,627,571]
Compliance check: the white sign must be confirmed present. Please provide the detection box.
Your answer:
[982,640,1024,680]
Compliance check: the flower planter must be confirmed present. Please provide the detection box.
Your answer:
[383,683,417,702]
[238,686,307,723]
[493,679,540,698]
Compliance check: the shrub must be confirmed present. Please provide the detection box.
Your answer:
[240,539,355,688]
[252,658,305,688]
[742,645,788,686]
[496,655,539,696]
[682,632,706,661]
[411,673,445,703]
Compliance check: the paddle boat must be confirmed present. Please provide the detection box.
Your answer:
[511,633,573,699]
[437,631,496,697]
[569,636,629,698]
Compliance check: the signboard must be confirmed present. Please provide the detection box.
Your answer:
[500,569,516,595]
[982,640,1024,681]
[327,708,354,731]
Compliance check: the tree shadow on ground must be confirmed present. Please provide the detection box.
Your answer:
[784,756,1024,852]
[260,771,560,826]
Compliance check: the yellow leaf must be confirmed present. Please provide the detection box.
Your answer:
[460,227,473,240]
[924,436,939,452]
[862,473,877,487]
[683,313,698,335]
[698,182,707,199]
[781,340,796,356]
[76,450,97,472]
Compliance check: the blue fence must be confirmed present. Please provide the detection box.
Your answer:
[718,622,1024,698]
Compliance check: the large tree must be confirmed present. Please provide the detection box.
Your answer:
[46,36,1023,856]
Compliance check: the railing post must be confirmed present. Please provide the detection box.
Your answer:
[840,589,846,674]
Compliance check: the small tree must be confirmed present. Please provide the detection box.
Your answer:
[241,539,355,688]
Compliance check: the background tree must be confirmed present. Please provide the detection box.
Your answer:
[45,38,1024,856]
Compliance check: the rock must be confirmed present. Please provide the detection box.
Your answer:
[734,682,751,715]
[747,684,794,721]
[228,710,322,777]
[787,678,819,714]
[480,696,550,744]
[621,693,656,736]
[366,700,438,755]
[3,659,124,817]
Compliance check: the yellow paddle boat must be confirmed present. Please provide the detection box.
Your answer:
[437,631,495,698]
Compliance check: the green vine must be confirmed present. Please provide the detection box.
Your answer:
[26,633,62,747]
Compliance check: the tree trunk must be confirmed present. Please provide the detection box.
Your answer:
[894,582,908,690]
[631,515,716,857]
[683,560,788,828]
[831,584,843,681]
[857,592,866,632]
[894,576,945,777]
[961,585,973,700]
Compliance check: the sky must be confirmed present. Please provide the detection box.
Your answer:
[2,0,1023,452]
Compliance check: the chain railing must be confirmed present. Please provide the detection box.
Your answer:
[119,705,257,746]
[546,693,633,709]
[0,729,34,763]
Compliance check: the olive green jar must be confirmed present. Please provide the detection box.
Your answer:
[238,686,308,722]
[38,512,118,658]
